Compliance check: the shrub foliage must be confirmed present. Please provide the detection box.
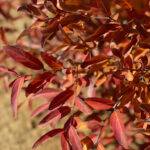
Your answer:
[0,0,150,150]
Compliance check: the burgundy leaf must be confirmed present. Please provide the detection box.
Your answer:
[110,110,128,149]
[3,45,44,70]
[11,76,24,118]
[39,106,71,128]
[32,128,63,149]
[26,71,55,96]
[68,125,82,150]
[49,89,74,110]
[140,103,150,113]
[41,52,63,70]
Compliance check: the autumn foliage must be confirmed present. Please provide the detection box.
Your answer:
[0,0,150,149]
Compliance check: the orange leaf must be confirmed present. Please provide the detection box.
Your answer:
[97,143,106,150]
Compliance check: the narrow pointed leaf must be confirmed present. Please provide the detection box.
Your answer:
[75,97,92,114]
[26,71,55,96]
[81,54,107,68]
[3,45,43,70]
[31,101,50,118]
[140,103,150,113]
[0,66,17,75]
[41,51,63,70]
[11,76,24,118]
[86,98,114,110]
[110,110,128,149]
[97,143,106,150]
[31,88,60,99]
[39,106,71,128]
[32,128,63,149]
[68,125,82,150]
[61,132,70,150]
[49,89,74,110]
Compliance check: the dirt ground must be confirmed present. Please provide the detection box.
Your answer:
[0,84,61,150]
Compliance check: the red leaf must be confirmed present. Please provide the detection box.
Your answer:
[68,125,82,150]
[3,45,44,70]
[140,103,150,113]
[31,101,50,118]
[41,52,63,70]
[0,66,17,75]
[110,110,128,149]
[26,71,55,96]
[49,89,74,110]
[0,27,8,44]
[86,97,114,110]
[75,97,92,114]
[32,128,63,149]
[11,76,24,118]
[61,132,70,150]
[31,88,60,99]
[39,106,71,128]
[85,24,120,42]
[81,54,107,68]
[97,143,106,150]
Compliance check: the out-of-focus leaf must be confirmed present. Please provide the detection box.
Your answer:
[31,88,60,99]
[39,106,71,128]
[41,52,63,70]
[85,24,121,42]
[61,132,70,150]
[49,89,74,110]
[86,97,114,110]
[110,110,128,149]
[81,134,97,150]
[68,125,83,150]
[96,0,110,15]
[0,66,17,75]
[59,0,97,11]
[75,97,92,114]
[3,45,44,70]
[31,101,50,118]
[97,142,106,150]
[11,76,24,118]
[140,103,150,113]
[0,27,8,44]
[81,54,107,68]
[26,71,55,96]
[32,128,64,149]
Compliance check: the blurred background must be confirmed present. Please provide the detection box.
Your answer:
[0,0,61,149]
